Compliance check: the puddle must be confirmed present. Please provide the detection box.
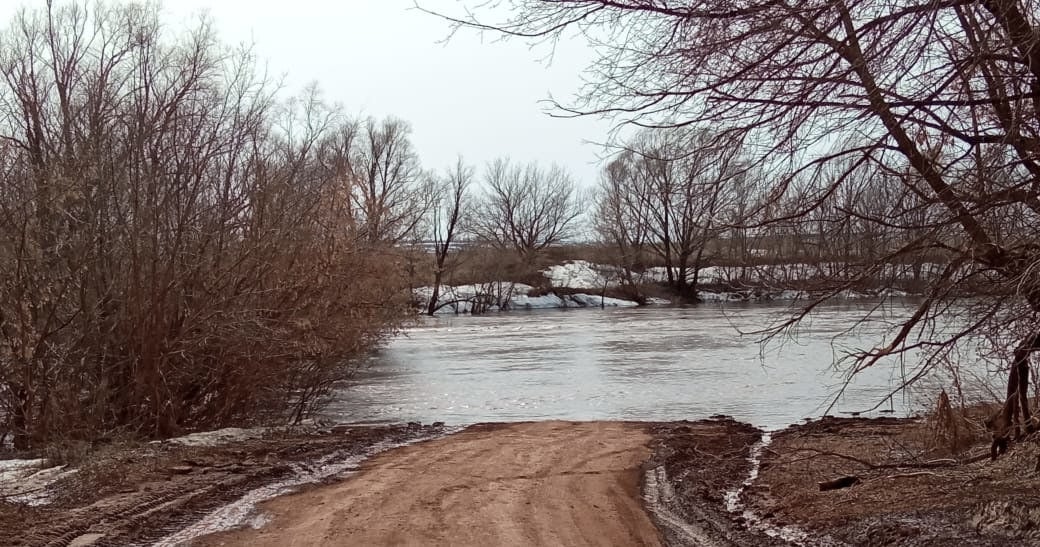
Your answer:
[643,464,724,546]
[723,431,815,545]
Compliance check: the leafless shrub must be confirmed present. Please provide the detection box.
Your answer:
[928,390,980,455]
[0,3,416,448]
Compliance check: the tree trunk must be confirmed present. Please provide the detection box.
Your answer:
[690,247,706,301]
[1008,332,1040,437]
[12,385,30,450]
[663,252,675,287]
[675,262,688,299]
[427,269,443,316]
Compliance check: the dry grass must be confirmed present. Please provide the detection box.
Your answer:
[926,390,988,455]
[749,415,1040,544]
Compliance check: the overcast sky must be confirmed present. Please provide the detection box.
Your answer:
[0,0,614,187]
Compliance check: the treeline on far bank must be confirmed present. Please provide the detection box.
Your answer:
[405,239,959,309]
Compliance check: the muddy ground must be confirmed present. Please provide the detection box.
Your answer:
[3,416,1039,546]
[0,422,446,546]
[742,416,1040,546]
[643,418,789,546]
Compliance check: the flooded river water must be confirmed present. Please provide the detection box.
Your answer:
[328,300,929,430]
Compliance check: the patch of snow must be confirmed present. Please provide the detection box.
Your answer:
[0,458,79,506]
[416,278,643,314]
[725,432,815,545]
[640,267,671,284]
[774,290,810,300]
[543,260,616,289]
[0,458,47,474]
[416,282,543,314]
[644,464,722,546]
[158,427,268,447]
[68,533,106,547]
[565,293,639,308]
[699,291,746,302]
[418,259,922,314]
[697,266,724,283]
[510,293,566,310]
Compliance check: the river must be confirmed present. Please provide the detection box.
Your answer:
[327,300,931,430]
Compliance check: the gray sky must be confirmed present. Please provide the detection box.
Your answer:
[1,0,613,187]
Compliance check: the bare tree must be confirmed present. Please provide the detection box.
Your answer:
[426,157,473,315]
[598,128,749,300]
[433,0,1040,427]
[348,117,435,245]
[594,155,650,294]
[471,158,583,260]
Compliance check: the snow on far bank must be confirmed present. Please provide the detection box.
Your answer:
[415,260,922,315]
[546,260,943,290]
[641,262,944,286]
[417,281,641,315]
[543,260,616,289]
[156,427,268,447]
[564,293,639,308]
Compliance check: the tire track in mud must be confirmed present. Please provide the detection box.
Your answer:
[196,421,662,547]
[18,468,289,547]
[3,424,443,547]
[641,419,793,547]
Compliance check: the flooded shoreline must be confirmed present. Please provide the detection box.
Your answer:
[329,301,925,430]
[1,301,1003,546]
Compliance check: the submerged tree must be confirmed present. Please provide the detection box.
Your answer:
[426,157,473,315]
[431,1,1040,423]
[597,128,751,300]
[594,153,650,294]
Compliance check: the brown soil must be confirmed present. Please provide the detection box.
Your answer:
[743,416,1040,546]
[6,416,1039,547]
[197,421,662,547]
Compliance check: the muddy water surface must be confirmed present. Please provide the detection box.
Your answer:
[328,300,924,429]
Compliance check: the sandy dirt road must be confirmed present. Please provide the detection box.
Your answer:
[198,421,662,547]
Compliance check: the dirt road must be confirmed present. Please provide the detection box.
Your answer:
[10,415,1029,546]
[198,421,661,547]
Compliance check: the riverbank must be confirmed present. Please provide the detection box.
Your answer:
[744,417,1040,545]
[416,259,919,314]
[3,416,1033,546]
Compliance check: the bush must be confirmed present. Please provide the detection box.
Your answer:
[0,3,413,448]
